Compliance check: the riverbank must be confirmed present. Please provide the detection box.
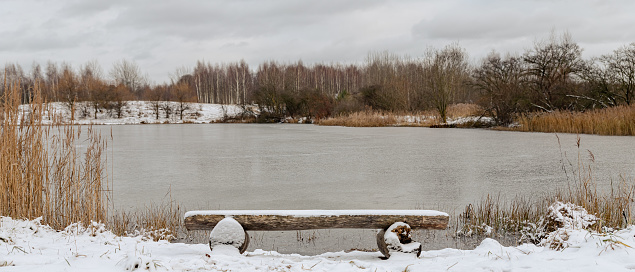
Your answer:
[23,101,634,137]
[17,101,492,127]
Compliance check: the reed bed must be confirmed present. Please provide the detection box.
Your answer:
[317,110,400,127]
[457,139,634,239]
[109,202,184,241]
[1,80,109,229]
[1,81,47,220]
[516,105,635,136]
[447,103,483,120]
[318,104,484,127]
[1,79,181,239]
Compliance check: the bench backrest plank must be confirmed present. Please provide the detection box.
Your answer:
[185,210,449,231]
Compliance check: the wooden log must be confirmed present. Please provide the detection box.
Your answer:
[185,210,449,231]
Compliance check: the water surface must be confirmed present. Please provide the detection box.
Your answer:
[101,124,635,212]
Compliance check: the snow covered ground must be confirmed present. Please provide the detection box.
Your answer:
[3,217,635,272]
[18,101,248,125]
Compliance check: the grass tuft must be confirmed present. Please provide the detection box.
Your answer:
[457,137,634,240]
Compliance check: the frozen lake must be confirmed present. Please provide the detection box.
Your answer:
[100,124,635,212]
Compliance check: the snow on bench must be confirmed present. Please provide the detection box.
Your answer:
[184,209,449,258]
[184,209,449,230]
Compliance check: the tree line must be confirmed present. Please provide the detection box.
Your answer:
[2,33,634,125]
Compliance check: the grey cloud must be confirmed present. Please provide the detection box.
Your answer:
[0,26,88,53]
[412,0,635,41]
[410,0,635,58]
[58,0,117,17]
[412,1,558,41]
[106,0,385,40]
[2,0,634,83]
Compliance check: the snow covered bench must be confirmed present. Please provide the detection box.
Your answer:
[184,210,449,258]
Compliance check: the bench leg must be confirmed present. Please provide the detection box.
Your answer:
[208,217,250,254]
[376,222,422,258]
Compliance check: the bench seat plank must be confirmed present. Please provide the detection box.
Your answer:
[184,210,449,231]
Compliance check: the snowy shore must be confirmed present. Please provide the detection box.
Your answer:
[17,101,491,126]
[2,217,635,271]
[18,101,247,125]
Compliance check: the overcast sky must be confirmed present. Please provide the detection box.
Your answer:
[1,0,634,84]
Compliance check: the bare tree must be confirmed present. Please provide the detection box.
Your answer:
[78,60,105,118]
[45,61,60,102]
[87,82,110,118]
[145,85,166,120]
[3,63,29,103]
[160,102,173,119]
[423,44,469,123]
[30,62,44,100]
[473,52,529,125]
[57,64,79,120]
[362,51,410,111]
[107,84,132,118]
[523,32,583,111]
[109,59,146,98]
[171,82,196,120]
[595,43,635,105]
[169,66,191,85]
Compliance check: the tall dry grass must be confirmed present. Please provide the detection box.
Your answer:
[516,105,635,136]
[317,110,399,127]
[458,137,634,237]
[447,103,483,120]
[1,80,47,220]
[1,78,182,239]
[1,79,109,229]
[109,201,184,241]
[318,104,484,127]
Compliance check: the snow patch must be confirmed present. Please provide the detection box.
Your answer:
[3,216,635,271]
[546,201,598,230]
[521,201,599,250]
[447,116,494,125]
[17,101,248,125]
[210,244,241,256]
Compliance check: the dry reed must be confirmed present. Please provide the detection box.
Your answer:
[317,110,399,127]
[1,78,109,229]
[458,137,634,237]
[318,104,484,127]
[1,79,184,240]
[447,103,483,119]
[516,105,635,136]
[109,201,183,241]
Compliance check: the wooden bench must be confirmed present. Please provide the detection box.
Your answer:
[184,210,449,258]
